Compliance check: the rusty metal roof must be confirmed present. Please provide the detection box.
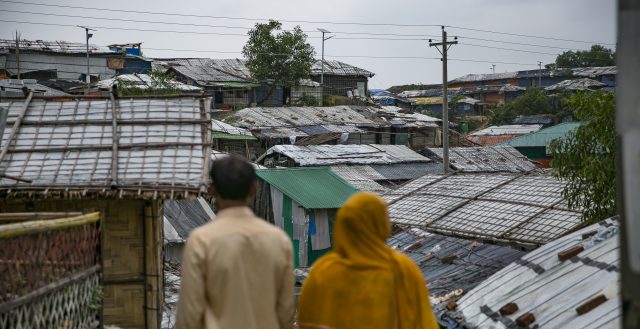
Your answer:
[445,218,619,329]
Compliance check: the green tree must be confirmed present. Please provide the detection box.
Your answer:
[490,88,553,125]
[548,91,616,223]
[242,20,315,97]
[548,44,615,69]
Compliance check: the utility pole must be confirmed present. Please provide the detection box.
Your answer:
[491,64,496,74]
[538,61,542,87]
[429,26,457,174]
[14,31,20,79]
[78,26,95,94]
[318,28,333,106]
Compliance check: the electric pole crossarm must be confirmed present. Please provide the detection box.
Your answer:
[429,27,457,174]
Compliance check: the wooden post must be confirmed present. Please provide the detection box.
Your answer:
[14,31,20,79]
[0,91,33,165]
[144,202,162,329]
[109,92,119,187]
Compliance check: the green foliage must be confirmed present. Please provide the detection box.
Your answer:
[294,93,319,106]
[490,88,552,125]
[117,70,183,96]
[88,287,103,313]
[450,95,466,114]
[549,44,615,69]
[242,20,315,88]
[548,91,616,223]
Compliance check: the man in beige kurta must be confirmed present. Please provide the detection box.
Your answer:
[175,156,294,329]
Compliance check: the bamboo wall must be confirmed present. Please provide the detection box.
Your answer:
[1,198,163,329]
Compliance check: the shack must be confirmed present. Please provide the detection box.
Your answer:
[254,167,357,267]
[0,95,211,329]
[258,144,440,193]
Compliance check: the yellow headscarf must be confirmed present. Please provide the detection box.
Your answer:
[298,193,439,329]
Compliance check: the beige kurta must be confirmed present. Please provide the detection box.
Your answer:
[175,206,294,329]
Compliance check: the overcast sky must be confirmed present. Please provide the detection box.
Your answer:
[0,0,616,88]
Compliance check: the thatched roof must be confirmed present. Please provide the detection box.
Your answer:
[0,95,211,199]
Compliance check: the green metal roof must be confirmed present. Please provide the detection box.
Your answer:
[257,167,358,209]
[501,122,583,148]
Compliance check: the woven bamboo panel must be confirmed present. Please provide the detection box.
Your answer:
[1,199,158,329]
[0,270,101,329]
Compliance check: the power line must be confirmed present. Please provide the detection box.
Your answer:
[447,25,615,46]
[3,9,443,38]
[0,19,431,41]
[0,0,443,28]
[0,0,616,46]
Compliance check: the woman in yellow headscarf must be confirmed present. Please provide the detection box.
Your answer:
[298,192,439,329]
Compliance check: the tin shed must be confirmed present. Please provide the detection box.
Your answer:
[255,167,357,267]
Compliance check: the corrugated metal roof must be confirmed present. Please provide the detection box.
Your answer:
[96,74,202,92]
[226,106,381,138]
[467,134,524,147]
[211,119,256,140]
[0,39,111,54]
[256,167,357,209]
[163,197,214,242]
[423,146,537,173]
[388,228,527,310]
[0,97,209,197]
[156,58,373,85]
[445,218,619,329]
[264,144,431,166]
[378,106,441,127]
[545,78,607,91]
[385,172,583,247]
[0,79,69,97]
[470,125,543,136]
[450,72,518,84]
[503,122,583,149]
[155,58,253,85]
[311,60,374,77]
[572,66,617,77]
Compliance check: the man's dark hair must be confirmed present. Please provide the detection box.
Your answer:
[210,156,256,200]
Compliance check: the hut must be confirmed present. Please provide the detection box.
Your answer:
[0,94,211,329]
[254,167,357,267]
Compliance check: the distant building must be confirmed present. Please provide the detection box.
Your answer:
[467,124,543,146]
[154,58,372,109]
[310,60,374,98]
[219,105,453,159]
[501,122,583,167]
[0,39,152,81]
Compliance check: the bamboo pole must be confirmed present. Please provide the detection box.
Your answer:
[0,91,33,164]
[4,142,214,153]
[0,212,100,239]
[110,92,119,187]
[0,212,82,222]
[10,119,212,126]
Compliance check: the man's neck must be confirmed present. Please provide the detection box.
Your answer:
[216,199,249,211]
